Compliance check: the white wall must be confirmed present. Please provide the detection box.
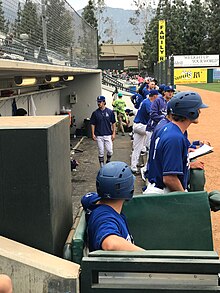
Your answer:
[61,73,102,129]
[0,89,61,117]
[0,71,102,131]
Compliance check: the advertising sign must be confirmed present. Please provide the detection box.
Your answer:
[158,20,166,63]
[174,55,219,68]
[213,68,220,82]
[174,68,207,84]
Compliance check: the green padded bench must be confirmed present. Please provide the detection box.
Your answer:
[65,191,220,291]
[63,208,87,264]
[123,191,213,251]
[80,191,220,292]
[64,191,213,264]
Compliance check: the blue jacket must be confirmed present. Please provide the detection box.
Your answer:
[146,94,167,132]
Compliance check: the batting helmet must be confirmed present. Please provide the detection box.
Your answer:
[169,91,208,120]
[96,161,135,200]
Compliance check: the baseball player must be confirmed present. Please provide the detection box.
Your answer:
[146,85,175,133]
[81,161,144,252]
[130,89,159,173]
[90,96,116,167]
[112,92,127,135]
[145,91,208,194]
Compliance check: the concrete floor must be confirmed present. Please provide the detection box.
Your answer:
[70,134,145,222]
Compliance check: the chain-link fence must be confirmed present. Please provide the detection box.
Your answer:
[0,0,98,68]
[154,56,174,86]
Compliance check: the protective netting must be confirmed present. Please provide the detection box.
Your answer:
[0,0,98,68]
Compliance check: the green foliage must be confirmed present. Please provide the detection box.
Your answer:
[206,0,220,54]
[141,18,158,75]
[13,2,22,38]
[82,0,98,29]
[185,0,208,54]
[46,0,74,53]
[140,0,216,74]
[0,0,6,33]
[16,0,42,45]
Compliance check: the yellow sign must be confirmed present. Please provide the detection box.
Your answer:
[174,68,207,84]
[158,20,166,62]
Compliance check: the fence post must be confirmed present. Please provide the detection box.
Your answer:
[170,55,174,87]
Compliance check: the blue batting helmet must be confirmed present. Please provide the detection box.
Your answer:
[96,161,135,200]
[169,91,208,120]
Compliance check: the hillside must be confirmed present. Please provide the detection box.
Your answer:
[78,6,155,44]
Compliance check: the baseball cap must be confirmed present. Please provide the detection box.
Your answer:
[97,95,106,102]
[118,92,123,97]
[81,192,101,210]
[164,85,175,92]
[159,84,166,91]
[149,89,159,96]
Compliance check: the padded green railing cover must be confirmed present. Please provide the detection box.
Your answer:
[189,168,205,191]
[123,191,213,251]
[71,211,87,264]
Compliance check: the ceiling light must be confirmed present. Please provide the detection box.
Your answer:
[45,76,60,83]
[63,75,74,81]
[14,76,37,86]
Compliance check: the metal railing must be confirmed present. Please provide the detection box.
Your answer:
[102,72,136,93]
[154,56,174,86]
[0,0,98,68]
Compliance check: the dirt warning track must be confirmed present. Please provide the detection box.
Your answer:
[177,85,220,253]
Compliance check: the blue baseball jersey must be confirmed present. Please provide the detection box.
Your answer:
[90,107,116,136]
[142,87,150,99]
[146,94,167,132]
[131,93,144,109]
[134,98,152,125]
[81,193,133,252]
[148,122,189,190]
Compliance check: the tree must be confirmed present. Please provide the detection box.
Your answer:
[141,17,158,75]
[129,0,156,39]
[18,0,42,45]
[0,0,6,33]
[184,0,208,54]
[170,0,189,55]
[13,2,22,38]
[82,0,98,29]
[46,0,74,54]
[206,0,220,54]
[82,0,107,56]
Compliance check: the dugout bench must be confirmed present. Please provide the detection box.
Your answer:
[64,190,220,292]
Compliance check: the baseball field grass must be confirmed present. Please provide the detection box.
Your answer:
[183,83,220,92]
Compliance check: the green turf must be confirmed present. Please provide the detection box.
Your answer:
[179,83,220,93]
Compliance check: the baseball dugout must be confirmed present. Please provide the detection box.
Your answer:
[64,190,220,292]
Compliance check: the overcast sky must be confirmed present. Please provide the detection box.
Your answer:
[70,0,136,11]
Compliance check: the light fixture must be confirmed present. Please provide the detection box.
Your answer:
[14,76,37,86]
[63,75,74,81]
[45,76,60,83]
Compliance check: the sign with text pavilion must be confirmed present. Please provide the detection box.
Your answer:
[158,20,166,62]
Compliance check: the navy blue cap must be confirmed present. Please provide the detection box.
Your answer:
[97,95,106,102]
[164,85,175,92]
[149,89,159,96]
[81,192,101,210]
[159,84,166,91]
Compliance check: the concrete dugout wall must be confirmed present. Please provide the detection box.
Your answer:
[0,236,80,293]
